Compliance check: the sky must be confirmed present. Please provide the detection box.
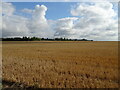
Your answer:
[1,1,119,41]
[12,2,75,20]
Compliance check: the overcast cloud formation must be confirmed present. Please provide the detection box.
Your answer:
[1,1,118,40]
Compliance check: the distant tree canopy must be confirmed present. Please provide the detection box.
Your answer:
[2,37,40,41]
[1,37,93,41]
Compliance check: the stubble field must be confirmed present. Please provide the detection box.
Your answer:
[2,41,118,88]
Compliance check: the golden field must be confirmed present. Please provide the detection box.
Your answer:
[2,41,118,88]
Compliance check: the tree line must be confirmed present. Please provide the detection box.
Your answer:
[1,37,93,41]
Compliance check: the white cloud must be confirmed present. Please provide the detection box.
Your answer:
[32,5,47,23]
[21,8,33,14]
[54,17,79,38]
[27,5,54,38]
[2,3,53,38]
[71,2,116,18]
[2,2,30,37]
[2,2,118,41]
[54,1,118,40]
[2,2,15,16]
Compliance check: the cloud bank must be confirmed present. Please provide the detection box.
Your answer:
[1,1,118,41]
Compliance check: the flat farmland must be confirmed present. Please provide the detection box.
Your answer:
[2,41,118,88]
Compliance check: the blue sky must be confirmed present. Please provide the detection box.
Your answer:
[12,2,78,20]
[11,2,118,20]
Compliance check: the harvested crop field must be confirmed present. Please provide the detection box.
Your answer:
[2,41,119,88]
